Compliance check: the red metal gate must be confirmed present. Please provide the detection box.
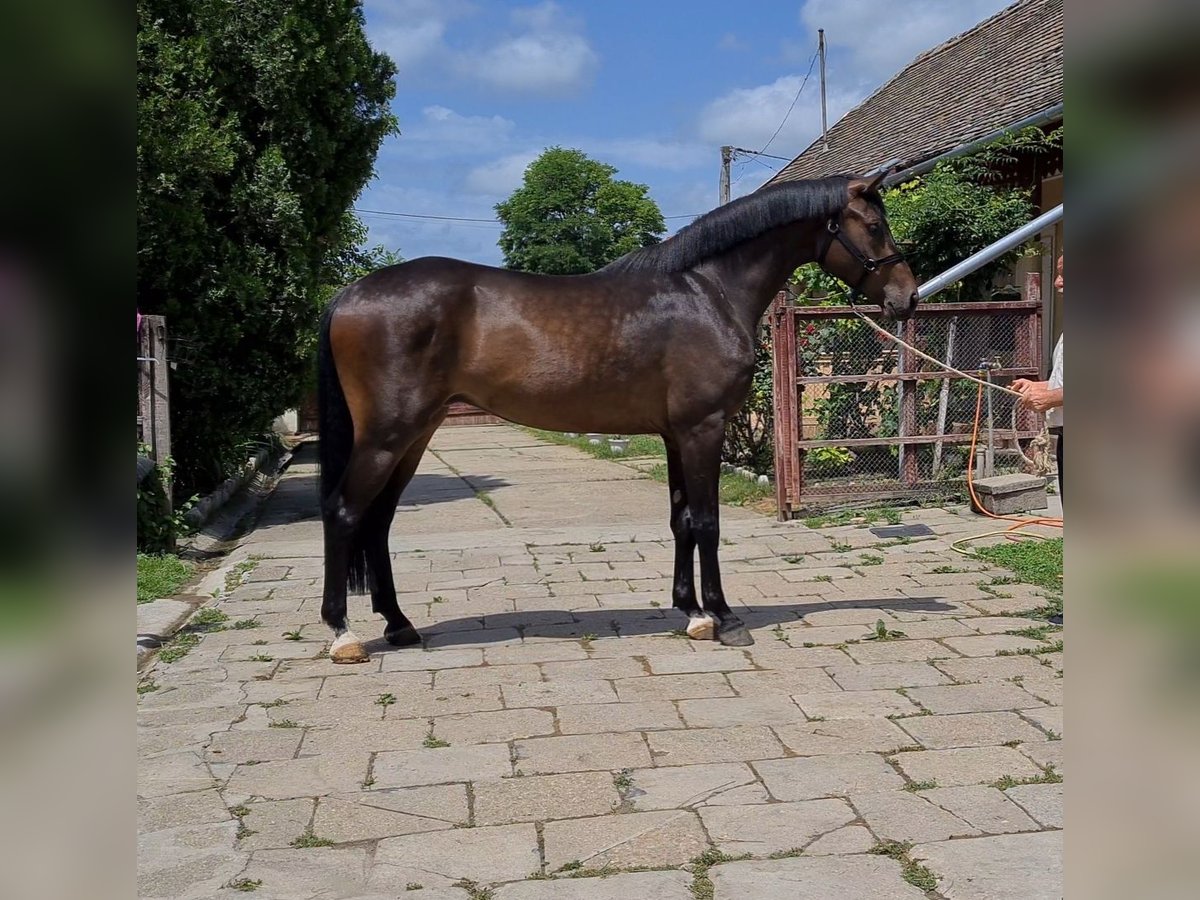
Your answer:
[771,276,1044,518]
[443,402,505,426]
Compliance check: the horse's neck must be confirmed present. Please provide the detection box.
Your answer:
[699,221,821,331]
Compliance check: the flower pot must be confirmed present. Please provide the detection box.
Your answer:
[608,438,630,454]
[586,433,604,445]
[564,432,579,438]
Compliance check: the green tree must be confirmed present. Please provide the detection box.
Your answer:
[495,147,665,274]
[882,166,1034,301]
[137,0,398,494]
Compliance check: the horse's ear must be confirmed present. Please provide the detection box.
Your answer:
[849,171,887,196]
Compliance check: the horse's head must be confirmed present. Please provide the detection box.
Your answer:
[816,172,919,320]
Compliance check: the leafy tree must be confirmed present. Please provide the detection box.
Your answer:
[137,0,398,494]
[882,167,1034,301]
[496,147,665,274]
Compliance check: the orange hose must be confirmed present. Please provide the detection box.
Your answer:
[958,378,1062,549]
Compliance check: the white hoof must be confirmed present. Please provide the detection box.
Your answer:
[330,630,369,664]
[686,615,716,641]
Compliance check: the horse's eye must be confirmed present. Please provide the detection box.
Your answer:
[868,223,882,236]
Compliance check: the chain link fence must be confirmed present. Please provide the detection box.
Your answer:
[772,289,1045,516]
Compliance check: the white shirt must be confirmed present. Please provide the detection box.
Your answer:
[1046,334,1063,428]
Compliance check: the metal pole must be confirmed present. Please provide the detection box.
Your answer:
[719,145,732,205]
[918,204,1063,300]
[819,29,829,151]
[984,361,996,477]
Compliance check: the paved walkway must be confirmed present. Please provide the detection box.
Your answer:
[138,426,1064,899]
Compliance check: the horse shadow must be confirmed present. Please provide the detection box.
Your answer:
[255,441,511,527]
[361,596,962,651]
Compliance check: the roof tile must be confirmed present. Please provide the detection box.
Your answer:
[770,0,1063,183]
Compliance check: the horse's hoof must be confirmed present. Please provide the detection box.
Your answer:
[717,621,755,647]
[385,625,422,647]
[330,630,370,664]
[685,615,715,641]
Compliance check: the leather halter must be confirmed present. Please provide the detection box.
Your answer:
[815,216,907,298]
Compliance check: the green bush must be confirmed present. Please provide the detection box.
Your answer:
[722,327,774,473]
[137,451,198,553]
[137,0,398,496]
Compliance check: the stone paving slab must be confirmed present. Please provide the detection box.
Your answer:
[921,785,1040,834]
[138,427,1063,898]
[753,753,905,800]
[892,746,1045,787]
[473,771,620,825]
[622,762,768,810]
[699,799,857,856]
[1004,782,1064,828]
[710,853,928,899]
[493,870,695,900]
[542,809,709,869]
[913,831,1063,899]
[374,823,542,885]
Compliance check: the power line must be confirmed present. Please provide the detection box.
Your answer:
[756,47,820,160]
[354,207,702,224]
[728,46,819,193]
[354,208,501,224]
[728,147,792,162]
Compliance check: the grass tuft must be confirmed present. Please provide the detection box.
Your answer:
[137,553,194,604]
[863,619,906,642]
[992,766,1063,790]
[974,538,1063,592]
[290,829,334,848]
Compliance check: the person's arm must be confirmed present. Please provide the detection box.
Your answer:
[1011,378,1063,413]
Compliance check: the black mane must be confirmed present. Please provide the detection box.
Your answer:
[603,176,854,275]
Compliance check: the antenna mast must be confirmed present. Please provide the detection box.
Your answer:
[819,29,829,151]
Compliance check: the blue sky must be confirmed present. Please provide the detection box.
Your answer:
[357,0,1011,266]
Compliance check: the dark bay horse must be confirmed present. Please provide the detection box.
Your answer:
[317,172,918,662]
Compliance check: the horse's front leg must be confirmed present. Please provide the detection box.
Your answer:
[665,441,712,640]
[676,417,754,647]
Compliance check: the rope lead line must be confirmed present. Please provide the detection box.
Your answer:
[851,309,1025,398]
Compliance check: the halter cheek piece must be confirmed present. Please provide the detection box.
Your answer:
[815,216,907,302]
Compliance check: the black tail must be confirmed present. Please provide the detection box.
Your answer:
[317,295,370,594]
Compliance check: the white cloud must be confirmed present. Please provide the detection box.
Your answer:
[718,33,749,52]
[799,0,1012,86]
[581,138,710,173]
[370,19,447,71]
[413,106,517,146]
[363,0,475,72]
[464,2,598,95]
[463,151,540,197]
[697,74,857,154]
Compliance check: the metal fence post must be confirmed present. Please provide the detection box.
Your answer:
[771,295,788,519]
[900,317,919,486]
[1019,273,1042,435]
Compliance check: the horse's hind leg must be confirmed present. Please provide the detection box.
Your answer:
[321,441,402,663]
[364,421,442,647]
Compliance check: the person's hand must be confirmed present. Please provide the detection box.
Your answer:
[1012,379,1059,412]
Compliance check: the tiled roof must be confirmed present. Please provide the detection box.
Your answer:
[769,0,1063,184]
